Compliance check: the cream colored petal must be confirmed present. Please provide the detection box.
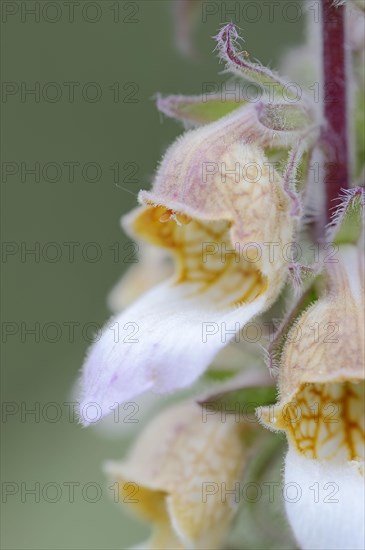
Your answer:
[260,246,365,461]
[126,203,286,307]
[262,380,365,461]
[79,106,297,422]
[280,245,364,397]
[139,128,296,259]
[105,473,184,549]
[80,199,290,422]
[105,401,246,549]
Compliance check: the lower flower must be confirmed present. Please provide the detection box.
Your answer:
[104,400,250,550]
[260,245,365,550]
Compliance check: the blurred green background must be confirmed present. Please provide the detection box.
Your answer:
[1,1,304,548]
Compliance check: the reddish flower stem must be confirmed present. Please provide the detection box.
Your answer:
[321,0,349,223]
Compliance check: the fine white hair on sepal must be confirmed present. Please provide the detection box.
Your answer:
[325,186,365,242]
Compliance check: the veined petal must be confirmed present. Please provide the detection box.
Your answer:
[80,194,293,422]
[79,105,297,423]
[259,245,365,550]
[104,401,247,550]
[142,104,304,220]
[260,245,365,458]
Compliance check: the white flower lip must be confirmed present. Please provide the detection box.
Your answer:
[284,448,365,550]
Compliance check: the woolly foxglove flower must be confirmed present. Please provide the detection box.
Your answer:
[260,241,365,550]
[79,101,306,424]
[105,400,248,549]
